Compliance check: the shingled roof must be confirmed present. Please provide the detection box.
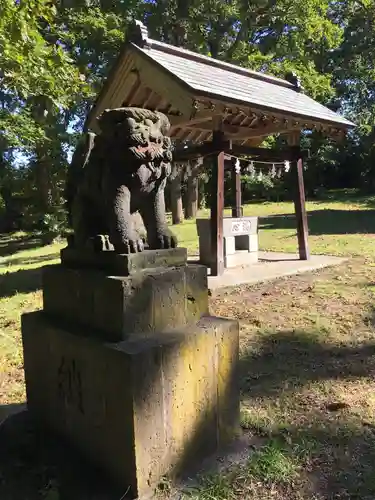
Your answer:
[85,20,354,142]
[133,40,353,128]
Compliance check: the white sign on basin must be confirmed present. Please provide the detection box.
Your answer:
[231,220,251,234]
[222,217,258,237]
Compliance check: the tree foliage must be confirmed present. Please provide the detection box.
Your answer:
[0,0,374,231]
[0,0,89,150]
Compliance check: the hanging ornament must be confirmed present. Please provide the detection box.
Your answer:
[247,160,255,178]
[270,163,276,178]
[234,158,241,174]
[277,167,282,179]
[257,169,263,181]
[284,160,291,172]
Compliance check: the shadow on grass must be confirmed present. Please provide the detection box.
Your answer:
[241,413,375,499]
[311,189,375,208]
[0,234,52,258]
[0,252,59,299]
[260,209,375,235]
[240,329,375,399]
[240,329,375,498]
[1,313,239,500]
[2,253,60,268]
[2,329,375,499]
[0,268,43,298]
[294,419,375,497]
[0,411,123,500]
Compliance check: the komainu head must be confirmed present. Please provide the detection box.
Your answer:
[97,107,173,163]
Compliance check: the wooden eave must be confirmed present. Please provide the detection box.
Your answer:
[85,35,354,144]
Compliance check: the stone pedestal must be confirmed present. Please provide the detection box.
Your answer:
[22,248,239,499]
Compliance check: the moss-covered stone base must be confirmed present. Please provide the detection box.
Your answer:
[22,312,239,499]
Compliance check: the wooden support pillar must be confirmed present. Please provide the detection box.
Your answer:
[231,159,242,217]
[293,156,310,260]
[287,132,309,260]
[170,163,183,225]
[210,130,225,276]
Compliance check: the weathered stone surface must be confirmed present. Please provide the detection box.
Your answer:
[224,236,236,256]
[197,217,258,239]
[222,216,258,237]
[60,247,187,276]
[225,251,258,268]
[235,234,258,252]
[197,217,259,269]
[22,312,239,499]
[185,264,209,321]
[43,263,208,341]
[66,107,177,254]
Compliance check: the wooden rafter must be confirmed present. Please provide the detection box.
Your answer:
[185,117,301,140]
[175,128,186,140]
[240,121,300,139]
[184,129,198,142]
[86,26,353,134]
[141,88,153,108]
[155,97,168,111]
[195,130,207,143]
[230,110,247,125]
[168,112,218,129]
[152,93,164,110]
[125,70,141,106]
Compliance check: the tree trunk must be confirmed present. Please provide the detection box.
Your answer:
[0,150,17,232]
[0,186,17,232]
[170,164,183,225]
[184,174,198,219]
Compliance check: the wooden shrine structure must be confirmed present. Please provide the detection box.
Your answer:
[85,20,355,276]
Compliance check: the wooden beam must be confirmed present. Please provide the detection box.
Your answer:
[193,121,257,137]
[125,71,141,106]
[168,113,216,129]
[133,50,192,116]
[175,128,187,140]
[109,54,134,107]
[242,138,264,147]
[210,130,225,276]
[173,142,309,162]
[237,121,300,140]
[229,145,306,161]
[230,110,248,126]
[195,130,207,143]
[141,88,153,108]
[155,97,167,111]
[191,118,300,140]
[173,142,218,161]
[184,129,198,141]
[189,97,344,133]
[231,158,242,217]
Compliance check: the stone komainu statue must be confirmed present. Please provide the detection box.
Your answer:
[65,107,177,253]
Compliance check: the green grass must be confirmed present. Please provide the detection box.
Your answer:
[2,191,375,499]
[184,474,239,500]
[172,196,375,258]
[246,439,300,483]
[0,234,63,404]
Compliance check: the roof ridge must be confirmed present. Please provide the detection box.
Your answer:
[143,38,295,90]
